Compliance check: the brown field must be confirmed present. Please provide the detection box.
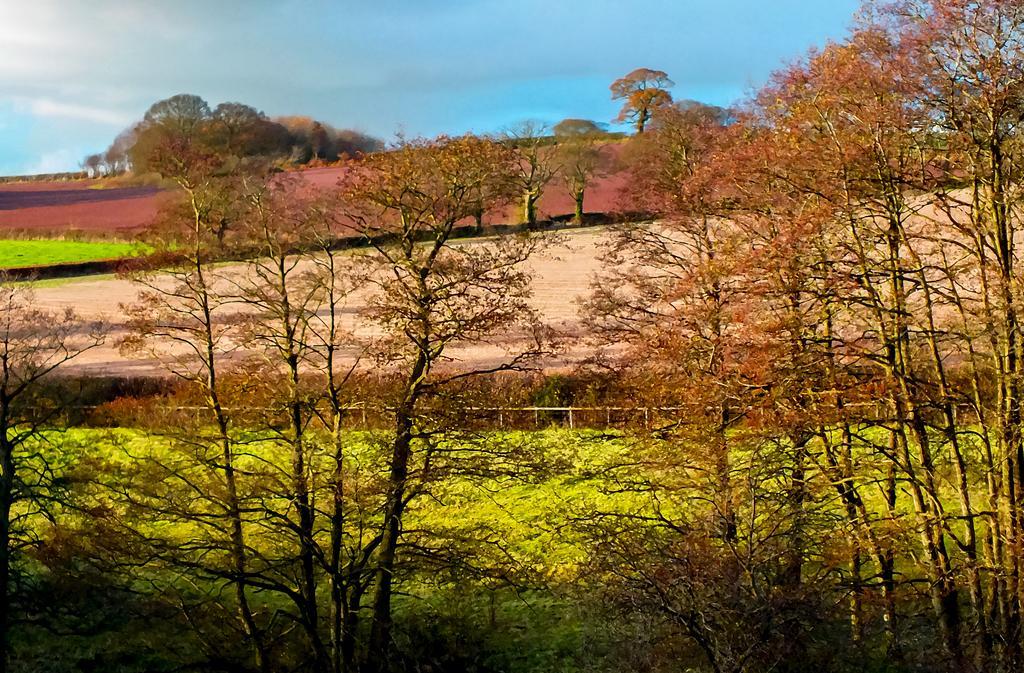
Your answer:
[0,145,631,237]
[33,226,613,377]
[6,149,632,376]
[0,181,169,235]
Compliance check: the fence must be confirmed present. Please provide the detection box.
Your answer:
[71,403,689,431]
[324,406,682,430]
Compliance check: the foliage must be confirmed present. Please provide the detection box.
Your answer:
[610,68,675,134]
[22,2,1024,672]
[89,94,383,177]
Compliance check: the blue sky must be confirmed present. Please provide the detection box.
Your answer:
[0,0,862,176]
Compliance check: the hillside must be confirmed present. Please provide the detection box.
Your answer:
[0,148,631,237]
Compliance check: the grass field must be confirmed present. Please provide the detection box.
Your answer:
[21,425,961,671]
[0,239,145,268]
[42,426,642,585]
[16,427,641,672]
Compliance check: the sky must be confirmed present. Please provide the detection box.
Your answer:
[0,0,862,176]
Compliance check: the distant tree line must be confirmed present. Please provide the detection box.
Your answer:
[82,94,383,177]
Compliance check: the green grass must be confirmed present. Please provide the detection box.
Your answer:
[42,427,640,565]
[0,239,146,269]
[21,425,968,672]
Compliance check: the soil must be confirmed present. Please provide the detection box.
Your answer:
[33,227,615,377]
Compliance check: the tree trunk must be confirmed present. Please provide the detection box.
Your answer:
[366,411,414,670]
[781,437,808,587]
[329,412,347,673]
[367,350,426,671]
[882,457,900,660]
[288,378,329,672]
[523,191,539,227]
[221,428,269,673]
[636,110,649,135]
[0,434,12,673]
[194,225,268,673]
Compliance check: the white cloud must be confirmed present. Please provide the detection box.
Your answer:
[18,98,131,126]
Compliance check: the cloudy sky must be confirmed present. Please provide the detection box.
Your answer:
[0,0,861,176]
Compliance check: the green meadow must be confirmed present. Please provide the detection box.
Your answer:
[0,239,145,269]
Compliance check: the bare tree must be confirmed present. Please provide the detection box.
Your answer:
[0,281,102,673]
[504,122,559,227]
[119,145,271,673]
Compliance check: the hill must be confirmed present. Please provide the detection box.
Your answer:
[0,146,631,237]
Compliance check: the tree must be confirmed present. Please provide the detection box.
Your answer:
[611,68,674,134]
[619,98,730,216]
[142,94,212,139]
[335,135,546,670]
[555,128,606,223]
[231,175,360,673]
[894,3,1024,666]
[274,116,382,165]
[553,118,604,137]
[590,5,1024,669]
[302,208,374,673]
[103,125,138,174]
[311,122,334,161]
[334,129,385,158]
[0,282,102,673]
[504,121,559,227]
[128,95,214,174]
[80,153,104,178]
[119,145,271,673]
[211,102,269,157]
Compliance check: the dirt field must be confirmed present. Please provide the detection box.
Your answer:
[7,150,632,375]
[0,181,168,235]
[33,227,613,377]
[0,146,631,237]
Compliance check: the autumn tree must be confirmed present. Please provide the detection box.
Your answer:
[230,176,382,673]
[80,153,104,178]
[129,95,212,173]
[611,68,674,134]
[892,2,1024,667]
[589,4,1024,669]
[119,153,377,673]
[302,207,374,673]
[504,121,559,227]
[103,125,137,174]
[143,94,211,139]
[586,102,740,542]
[118,142,272,672]
[554,123,606,223]
[275,116,383,165]
[0,282,102,673]
[755,28,973,666]
[209,102,289,158]
[335,135,547,670]
[552,118,604,137]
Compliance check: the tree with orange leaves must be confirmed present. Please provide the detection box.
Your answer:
[336,135,550,671]
[611,68,674,134]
